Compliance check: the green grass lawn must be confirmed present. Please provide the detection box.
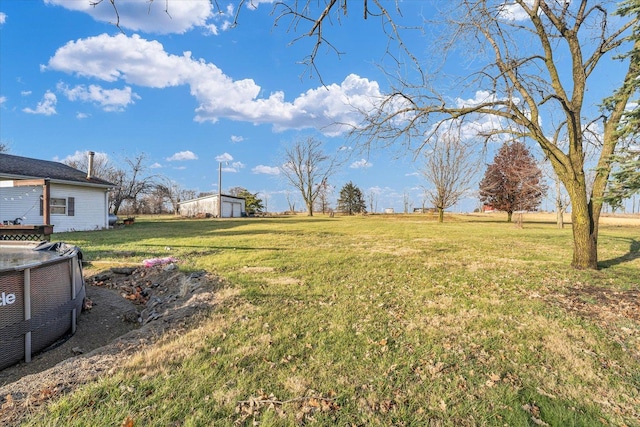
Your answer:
[26,214,640,426]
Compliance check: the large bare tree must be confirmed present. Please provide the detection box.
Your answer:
[89,0,639,268]
[155,176,193,215]
[107,153,156,215]
[62,151,113,180]
[313,180,334,214]
[335,0,635,269]
[280,137,341,216]
[419,130,481,223]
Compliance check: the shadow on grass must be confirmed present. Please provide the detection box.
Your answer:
[600,238,640,269]
[137,243,283,252]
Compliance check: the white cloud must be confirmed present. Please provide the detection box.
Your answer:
[231,135,244,143]
[57,82,140,112]
[203,3,235,36]
[252,165,280,175]
[221,161,245,173]
[216,152,233,162]
[455,90,500,108]
[150,162,163,168]
[46,0,276,35]
[0,12,6,25]
[350,159,372,169]
[44,0,214,35]
[0,96,6,105]
[23,91,57,115]
[167,150,198,161]
[21,91,31,96]
[57,150,109,164]
[367,185,401,196]
[45,34,379,136]
[498,2,529,21]
[452,90,517,142]
[76,112,89,119]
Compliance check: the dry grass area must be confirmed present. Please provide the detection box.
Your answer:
[2,214,638,426]
[466,211,640,226]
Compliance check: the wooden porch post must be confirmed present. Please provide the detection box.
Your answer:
[42,178,50,226]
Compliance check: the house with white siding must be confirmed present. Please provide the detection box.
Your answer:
[0,152,114,232]
[179,194,246,218]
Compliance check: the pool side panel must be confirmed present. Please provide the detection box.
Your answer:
[0,243,85,370]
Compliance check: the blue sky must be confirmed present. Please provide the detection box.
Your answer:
[0,1,635,213]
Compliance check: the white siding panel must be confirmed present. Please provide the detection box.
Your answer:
[0,182,109,231]
[0,183,40,224]
[180,198,217,217]
[179,195,245,218]
[49,184,109,232]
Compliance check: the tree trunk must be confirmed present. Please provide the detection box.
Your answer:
[567,182,600,270]
[437,207,444,223]
[112,200,122,216]
[555,179,564,229]
[507,211,512,222]
[570,207,598,269]
[306,201,314,216]
[556,209,564,229]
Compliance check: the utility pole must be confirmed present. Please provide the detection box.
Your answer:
[218,161,222,218]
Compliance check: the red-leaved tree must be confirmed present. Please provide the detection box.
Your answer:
[479,142,547,222]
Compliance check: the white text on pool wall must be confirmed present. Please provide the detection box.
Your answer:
[0,292,16,307]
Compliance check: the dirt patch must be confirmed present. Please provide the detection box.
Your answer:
[0,262,224,425]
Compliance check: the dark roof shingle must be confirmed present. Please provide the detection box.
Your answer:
[0,153,114,187]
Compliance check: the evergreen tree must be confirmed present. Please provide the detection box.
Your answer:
[479,142,547,222]
[236,189,264,214]
[337,182,366,215]
[604,148,640,210]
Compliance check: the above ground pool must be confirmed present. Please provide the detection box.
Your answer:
[0,241,85,370]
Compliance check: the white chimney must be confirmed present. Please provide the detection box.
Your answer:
[87,151,95,179]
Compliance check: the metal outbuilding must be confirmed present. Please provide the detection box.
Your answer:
[178,194,246,218]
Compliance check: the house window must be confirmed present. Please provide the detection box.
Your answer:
[40,196,75,216]
[51,198,67,215]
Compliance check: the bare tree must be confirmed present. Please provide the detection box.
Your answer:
[313,180,333,214]
[419,130,481,222]
[138,189,167,214]
[280,137,341,216]
[0,143,9,153]
[285,191,297,214]
[541,160,571,229]
[107,153,156,215]
[260,191,269,214]
[227,187,245,197]
[367,190,378,214]
[282,0,637,268]
[86,0,639,268]
[351,1,638,269]
[402,191,414,214]
[155,176,190,215]
[62,151,113,180]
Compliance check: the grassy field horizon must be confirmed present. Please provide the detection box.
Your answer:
[22,212,640,425]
